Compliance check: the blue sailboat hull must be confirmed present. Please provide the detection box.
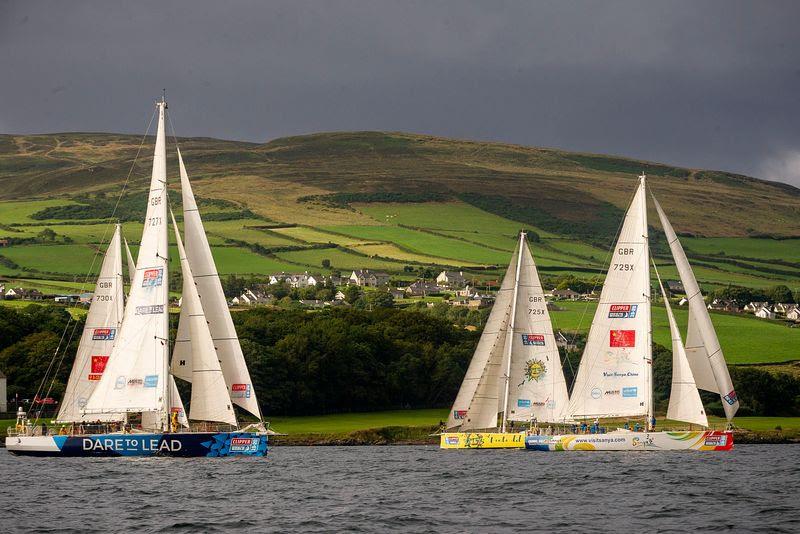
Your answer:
[5,431,268,457]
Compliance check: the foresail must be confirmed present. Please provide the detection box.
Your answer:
[178,149,261,419]
[170,295,192,382]
[652,194,739,420]
[684,307,718,393]
[566,176,651,420]
[171,211,237,425]
[56,225,125,423]
[85,101,170,421]
[169,374,189,428]
[446,243,517,430]
[658,276,708,427]
[124,236,135,285]
[506,238,570,423]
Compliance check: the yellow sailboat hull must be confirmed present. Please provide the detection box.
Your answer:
[439,432,526,449]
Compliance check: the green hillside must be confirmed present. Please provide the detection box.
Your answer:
[1,131,799,292]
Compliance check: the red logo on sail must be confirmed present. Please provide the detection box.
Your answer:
[88,355,109,381]
[453,410,468,420]
[610,330,635,347]
[231,383,252,398]
[142,268,163,287]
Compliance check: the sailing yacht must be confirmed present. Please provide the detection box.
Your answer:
[525,174,736,451]
[6,98,269,457]
[440,232,570,449]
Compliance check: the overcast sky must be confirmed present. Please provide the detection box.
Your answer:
[1,0,799,185]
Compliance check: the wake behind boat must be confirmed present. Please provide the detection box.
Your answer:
[6,98,269,457]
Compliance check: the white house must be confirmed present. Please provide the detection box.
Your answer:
[334,290,346,301]
[755,306,776,320]
[786,307,800,322]
[286,272,318,288]
[774,302,795,315]
[436,270,467,288]
[349,270,390,287]
[269,273,287,285]
[744,301,769,313]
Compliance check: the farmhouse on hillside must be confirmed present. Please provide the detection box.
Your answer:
[436,270,467,289]
[755,306,776,320]
[405,280,440,297]
[349,269,390,287]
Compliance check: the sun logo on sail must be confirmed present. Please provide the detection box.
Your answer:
[525,359,547,382]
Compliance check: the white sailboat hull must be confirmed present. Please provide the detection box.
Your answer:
[524,430,733,451]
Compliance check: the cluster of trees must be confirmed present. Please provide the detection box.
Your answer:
[712,284,799,305]
[2,303,799,418]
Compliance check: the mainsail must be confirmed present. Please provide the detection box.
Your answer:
[566,175,652,420]
[656,273,708,427]
[85,100,171,424]
[505,235,569,424]
[652,195,739,420]
[56,225,125,423]
[171,211,237,425]
[176,149,261,419]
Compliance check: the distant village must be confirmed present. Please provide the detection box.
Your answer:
[2,270,799,324]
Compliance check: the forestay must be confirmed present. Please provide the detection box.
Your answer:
[56,225,125,423]
[566,175,652,419]
[177,149,261,419]
[652,195,739,420]
[85,101,170,421]
[171,211,237,425]
[506,236,569,423]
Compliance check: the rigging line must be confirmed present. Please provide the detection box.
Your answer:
[30,107,158,425]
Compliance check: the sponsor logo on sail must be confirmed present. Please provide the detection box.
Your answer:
[88,355,109,381]
[171,406,184,415]
[723,390,738,405]
[622,386,638,398]
[525,359,547,382]
[521,334,545,346]
[609,330,635,347]
[136,304,164,315]
[114,376,126,389]
[92,328,116,341]
[142,268,164,287]
[591,387,602,399]
[704,434,728,446]
[604,389,620,396]
[517,399,532,408]
[603,371,640,378]
[608,304,638,319]
[453,410,468,420]
[230,437,260,452]
[231,383,252,398]
[127,377,144,387]
[144,375,159,388]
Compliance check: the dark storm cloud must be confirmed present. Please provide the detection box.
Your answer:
[1,0,799,184]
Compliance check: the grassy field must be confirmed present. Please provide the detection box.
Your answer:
[551,300,800,364]
[683,237,800,262]
[0,299,87,318]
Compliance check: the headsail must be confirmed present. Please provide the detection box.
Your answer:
[56,225,125,423]
[566,175,652,420]
[656,272,708,427]
[651,194,739,420]
[171,211,237,425]
[123,236,136,285]
[177,149,261,419]
[446,244,517,431]
[85,100,170,424]
[506,235,570,424]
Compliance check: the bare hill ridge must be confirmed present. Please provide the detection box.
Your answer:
[1,131,798,237]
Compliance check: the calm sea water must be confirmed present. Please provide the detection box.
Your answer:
[1,445,798,533]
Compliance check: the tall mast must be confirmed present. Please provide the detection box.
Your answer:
[160,96,171,430]
[500,231,525,433]
[641,173,654,430]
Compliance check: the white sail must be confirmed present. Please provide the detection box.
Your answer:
[178,149,261,419]
[170,287,192,382]
[446,245,517,430]
[85,101,170,423]
[124,236,136,285]
[566,175,652,420]
[506,236,570,424]
[657,276,708,427]
[141,375,188,430]
[652,194,739,420]
[56,225,125,423]
[171,211,237,425]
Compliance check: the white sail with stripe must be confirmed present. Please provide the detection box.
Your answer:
[85,101,170,424]
[566,175,652,420]
[652,195,739,420]
[56,224,125,423]
[177,149,261,419]
[171,211,237,425]
[656,274,708,427]
[446,246,516,430]
[506,235,570,424]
